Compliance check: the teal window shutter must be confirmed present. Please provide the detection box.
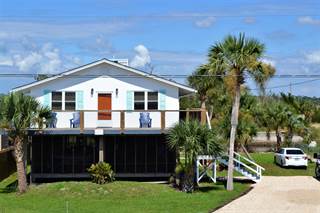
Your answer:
[126,91,133,110]
[159,89,166,110]
[76,91,84,110]
[43,90,51,109]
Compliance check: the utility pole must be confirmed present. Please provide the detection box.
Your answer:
[289,82,292,94]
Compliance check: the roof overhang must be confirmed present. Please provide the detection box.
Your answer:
[11,58,196,96]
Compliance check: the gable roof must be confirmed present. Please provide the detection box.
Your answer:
[11,58,196,95]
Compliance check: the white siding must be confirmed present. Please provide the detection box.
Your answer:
[28,63,180,129]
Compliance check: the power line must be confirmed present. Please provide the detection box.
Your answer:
[0,73,319,91]
[1,73,320,78]
[249,79,320,91]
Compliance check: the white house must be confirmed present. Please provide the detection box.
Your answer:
[12,58,204,181]
[13,58,196,131]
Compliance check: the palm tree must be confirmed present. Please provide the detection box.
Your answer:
[0,93,51,193]
[264,100,287,150]
[208,33,275,191]
[167,120,222,192]
[188,65,215,111]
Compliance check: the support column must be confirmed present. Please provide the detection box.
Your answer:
[29,137,33,184]
[99,136,104,162]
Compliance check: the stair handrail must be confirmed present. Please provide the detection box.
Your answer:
[206,111,212,130]
[234,152,265,171]
[233,158,261,175]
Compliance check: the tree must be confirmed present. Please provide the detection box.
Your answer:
[219,90,258,152]
[188,65,215,111]
[280,93,311,145]
[167,120,222,192]
[0,93,51,193]
[208,33,275,191]
[34,74,50,81]
[261,100,287,150]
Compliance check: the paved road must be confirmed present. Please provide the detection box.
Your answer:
[215,176,320,213]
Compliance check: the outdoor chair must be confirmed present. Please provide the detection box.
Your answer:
[139,112,152,128]
[48,112,57,128]
[70,112,80,128]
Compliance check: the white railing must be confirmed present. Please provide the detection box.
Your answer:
[206,111,212,130]
[233,152,265,180]
[218,152,265,182]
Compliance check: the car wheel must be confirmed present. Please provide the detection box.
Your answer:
[274,156,276,164]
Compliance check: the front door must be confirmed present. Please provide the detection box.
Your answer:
[98,94,112,120]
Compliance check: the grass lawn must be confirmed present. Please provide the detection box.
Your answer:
[250,152,316,176]
[0,175,250,213]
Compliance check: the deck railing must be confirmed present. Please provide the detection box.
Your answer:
[46,108,208,132]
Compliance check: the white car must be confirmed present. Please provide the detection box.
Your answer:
[274,148,308,168]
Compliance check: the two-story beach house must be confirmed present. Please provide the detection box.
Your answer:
[11,58,206,181]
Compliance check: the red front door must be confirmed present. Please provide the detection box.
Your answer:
[98,94,112,120]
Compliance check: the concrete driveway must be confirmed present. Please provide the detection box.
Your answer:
[215,176,320,213]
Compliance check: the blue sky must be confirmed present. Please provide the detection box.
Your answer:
[0,0,319,95]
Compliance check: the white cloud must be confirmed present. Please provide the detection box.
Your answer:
[305,50,320,64]
[0,56,13,66]
[12,42,64,73]
[195,17,216,28]
[13,52,42,72]
[130,45,151,68]
[298,16,320,25]
[261,58,276,67]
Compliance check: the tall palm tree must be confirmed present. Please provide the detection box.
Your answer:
[208,33,275,191]
[0,93,51,193]
[167,120,222,192]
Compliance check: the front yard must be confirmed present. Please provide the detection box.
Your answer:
[251,152,316,176]
[0,175,250,213]
[1,152,316,213]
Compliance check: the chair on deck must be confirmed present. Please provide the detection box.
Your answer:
[70,112,80,128]
[139,112,152,128]
[48,112,57,128]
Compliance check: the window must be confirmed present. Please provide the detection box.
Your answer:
[286,149,304,155]
[148,92,158,110]
[51,92,62,110]
[65,92,76,110]
[134,92,145,110]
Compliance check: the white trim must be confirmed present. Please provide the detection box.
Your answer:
[11,59,196,94]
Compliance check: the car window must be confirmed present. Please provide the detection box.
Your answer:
[279,149,284,154]
[286,149,304,155]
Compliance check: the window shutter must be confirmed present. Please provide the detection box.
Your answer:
[43,90,51,109]
[159,89,166,110]
[126,91,133,110]
[76,91,84,110]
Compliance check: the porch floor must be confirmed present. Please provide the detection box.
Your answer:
[28,128,169,135]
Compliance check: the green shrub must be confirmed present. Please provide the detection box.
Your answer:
[174,163,185,176]
[87,162,115,184]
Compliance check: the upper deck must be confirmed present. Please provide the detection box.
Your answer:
[28,109,209,135]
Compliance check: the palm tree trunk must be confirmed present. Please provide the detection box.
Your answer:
[227,83,241,191]
[14,136,27,194]
[287,127,293,147]
[276,129,282,151]
[200,101,206,111]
